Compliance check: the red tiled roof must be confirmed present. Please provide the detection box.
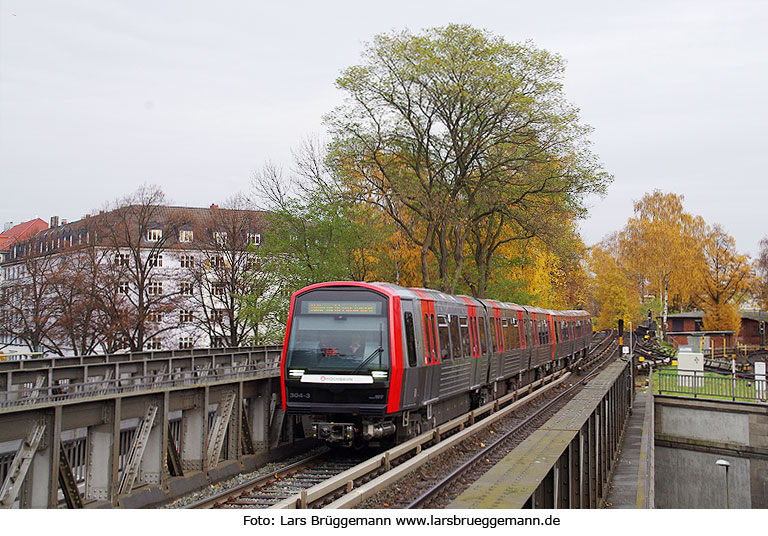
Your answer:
[0,219,48,251]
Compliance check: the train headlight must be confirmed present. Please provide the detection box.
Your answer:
[288,369,305,378]
[371,370,388,380]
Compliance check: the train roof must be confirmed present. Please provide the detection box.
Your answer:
[291,282,590,319]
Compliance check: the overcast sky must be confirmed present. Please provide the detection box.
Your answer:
[1,0,765,256]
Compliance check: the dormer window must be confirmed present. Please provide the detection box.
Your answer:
[213,231,228,246]
[146,229,163,242]
[247,232,261,246]
[179,229,194,243]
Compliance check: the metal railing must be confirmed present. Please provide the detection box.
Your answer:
[0,359,281,410]
[655,369,767,403]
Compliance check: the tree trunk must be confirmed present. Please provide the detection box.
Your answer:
[662,280,669,338]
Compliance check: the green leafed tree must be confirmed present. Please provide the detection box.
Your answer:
[326,24,610,296]
[250,141,389,298]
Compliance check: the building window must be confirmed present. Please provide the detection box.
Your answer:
[179,229,194,243]
[146,229,163,242]
[247,233,261,246]
[245,255,259,271]
[118,282,129,295]
[211,336,225,348]
[180,282,194,296]
[213,231,228,247]
[180,255,194,268]
[180,309,194,323]
[212,283,226,296]
[147,311,163,323]
[209,255,224,269]
[149,254,163,267]
[146,337,162,350]
[212,309,225,323]
[147,281,163,295]
[178,336,194,349]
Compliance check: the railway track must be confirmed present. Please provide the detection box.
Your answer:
[404,331,619,509]
[186,332,616,510]
[183,451,366,509]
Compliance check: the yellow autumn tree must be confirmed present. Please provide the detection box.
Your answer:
[620,191,705,334]
[695,225,752,332]
[478,235,586,310]
[588,236,643,330]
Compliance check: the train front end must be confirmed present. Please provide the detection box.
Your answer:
[280,283,400,446]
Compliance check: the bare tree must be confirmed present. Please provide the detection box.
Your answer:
[756,236,768,310]
[46,245,109,356]
[0,252,58,354]
[97,185,185,351]
[184,195,268,347]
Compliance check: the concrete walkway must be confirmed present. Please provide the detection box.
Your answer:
[606,388,651,508]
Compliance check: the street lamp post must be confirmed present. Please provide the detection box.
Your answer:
[716,459,731,508]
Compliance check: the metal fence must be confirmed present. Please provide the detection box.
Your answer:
[0,359,280,410]
[656,369,768,403]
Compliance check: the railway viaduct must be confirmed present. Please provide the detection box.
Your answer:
[3,344,765,509]
[0,346,299,508]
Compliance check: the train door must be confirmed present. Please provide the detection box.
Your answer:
[520,310,531,372]
[489,305,503,383]
[399,299,422,409]
[474,305,489,388]
[549,313,556,363]
[419,297,440,402]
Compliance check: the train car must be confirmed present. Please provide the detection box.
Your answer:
[280,281,592,447]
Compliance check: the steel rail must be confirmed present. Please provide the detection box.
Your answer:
[183,450,329,509]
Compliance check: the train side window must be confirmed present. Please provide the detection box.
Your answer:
[489,317,497,353]
[450,315,462,359]
[512,318,520,348]
[479,319,488,355]
[424,313,432,364]
[437,315,451,361]
[404,312,417,367]
[459,317,470,358]
[471,316,479,355]
[430,314,438,363]
[502,318,509,351]
[547,320,551,344]
[497,318,504,352]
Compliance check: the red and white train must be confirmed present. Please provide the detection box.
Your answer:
[280,281,592,446]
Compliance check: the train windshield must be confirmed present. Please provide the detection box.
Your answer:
[285,288,390,373]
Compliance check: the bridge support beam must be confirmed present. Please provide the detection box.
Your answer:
[85,423,113,503]
[181,396,205,474]
[138,405,164,487]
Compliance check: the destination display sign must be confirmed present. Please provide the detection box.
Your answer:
[301,301,381,315]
